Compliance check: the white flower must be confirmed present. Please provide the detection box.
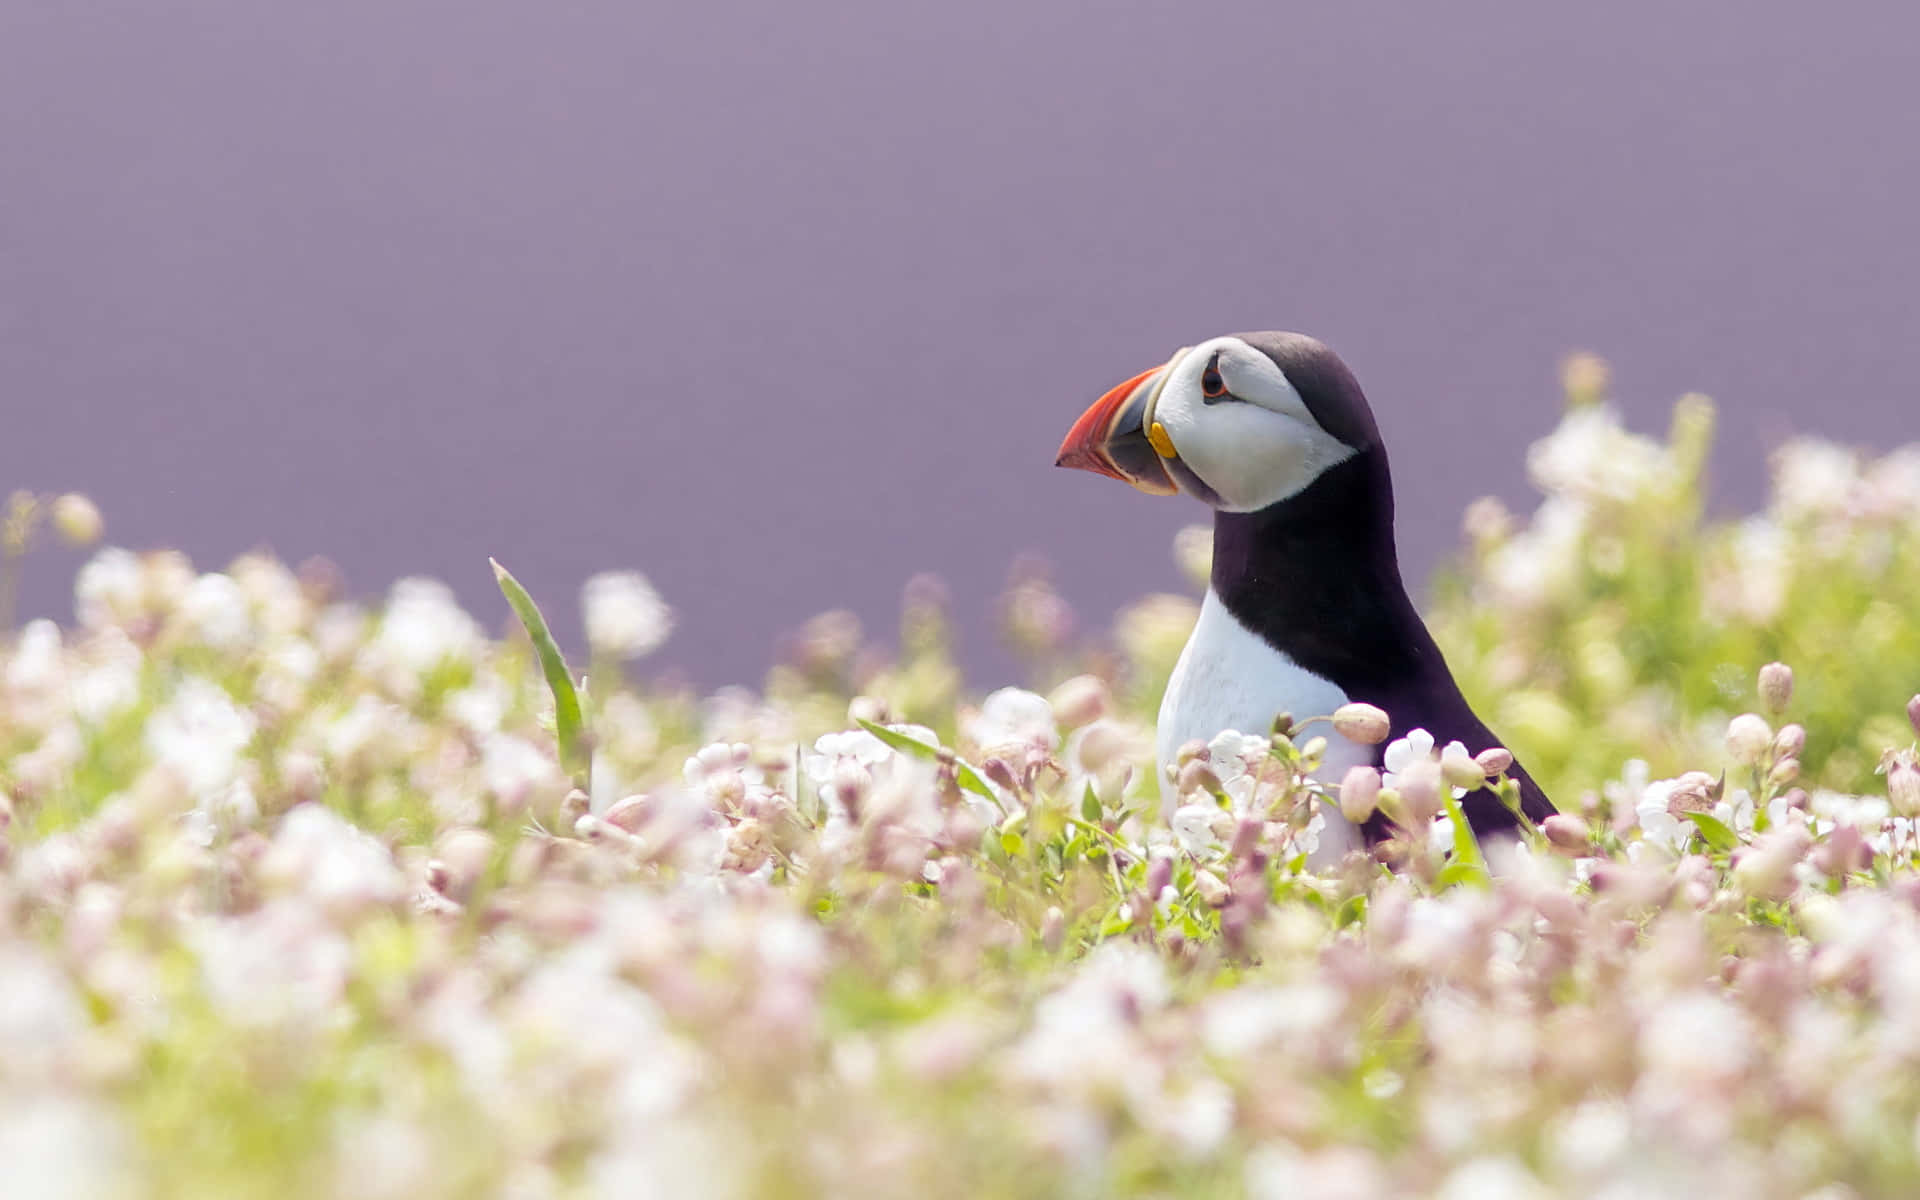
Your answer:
[1382,728,1471,796]
[74,547,143,631]
[1638,991,1754,1083]
[1199,730,1272,813]
[1712,517,1790,623]
[1711,787,1793,836]
[370,578,482,676]
[180,572,252,650]
[1630,777,1695,855]
[4,619,64,695]
[260,804,407,916]
[192,902,353,1029]
[965,687,1058,754]
[803,729,892,790]
[0,1097,130,1200]
[583,571,674,659]
[1203,983,1344,1056]
[1436,1156,1551,1200]
[3,621,67,731]
[479,733,562,810]
[145,677,256,799]
[1807,789,1883,831]
[0,947,84,1078]
[69,632,142,725]
[1527,404,1667,506]
[1171,802,1229,856]
[1771,438,1860,523]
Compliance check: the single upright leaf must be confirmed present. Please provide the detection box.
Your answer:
[490,558,588,786]
[1680,810,1739,853]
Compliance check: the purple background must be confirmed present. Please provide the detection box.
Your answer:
[4,2,1917,686]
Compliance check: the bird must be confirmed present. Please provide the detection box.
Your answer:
[1055,330,1554,857]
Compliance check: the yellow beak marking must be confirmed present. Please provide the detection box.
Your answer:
[1147,421,1177,459]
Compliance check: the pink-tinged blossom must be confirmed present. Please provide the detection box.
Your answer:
[965,687,1059,755]
[180,572,252,650]
[369,578,483,678]
[74,547,143,631]
[145,676,256,801]
[191,902,353,1030]
[260,804,407,917]
[582,570,674,660]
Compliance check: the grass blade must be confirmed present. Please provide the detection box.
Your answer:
[491,558,588,787]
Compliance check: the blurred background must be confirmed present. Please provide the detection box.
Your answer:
[4,1,1917,687]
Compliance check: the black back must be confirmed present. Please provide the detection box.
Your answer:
[1210,335,1554,838]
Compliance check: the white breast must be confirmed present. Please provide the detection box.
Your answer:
[1157,589,1369,862]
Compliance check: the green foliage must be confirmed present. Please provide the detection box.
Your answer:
[1430,386,1920,800]
[2,378,1919,1197]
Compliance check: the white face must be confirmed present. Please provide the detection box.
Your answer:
[1148,336,1358,512]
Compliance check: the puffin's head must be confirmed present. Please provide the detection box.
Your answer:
[1055,332,1382,512]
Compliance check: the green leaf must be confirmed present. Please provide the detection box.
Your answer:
[1443,790,1485,870]
[1681,810,1739,852]
[855,718,1000,804]
[1080,783,1102,824]
[490,558,587,787]
[1436,860,1491,890]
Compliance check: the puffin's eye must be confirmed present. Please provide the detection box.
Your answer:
[1200,356,1229,401]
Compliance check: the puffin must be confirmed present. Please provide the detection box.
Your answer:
[1055,331,1554,856]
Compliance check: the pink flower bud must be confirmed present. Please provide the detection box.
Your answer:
[1811,824,1870,877]
[51,493,104,547]
[1331,703,1391,745]
[1732,829,1811,901]
[1726,713,1773,766]
[1396,761,1444,824]
[847,694,891,726]
[1440,746,1485,791]
[604,794,651,833]
[833,759,872,821]
[1046,674,1109,728]
[1229,816,1263,862]
[1193,869,1230,908]
[1757,662,1794,714]
[980,757,1019,793]
[1145,853,1174,900]
[1908,694,1920,738]
[1542,813,1591,854]
[1177,759,1222,798]
[1773,723,1806,759]
[1475,747,1514,777]
[1768,758,1801,787]
[1339,766,1382,824]
[1889,757,1920,818]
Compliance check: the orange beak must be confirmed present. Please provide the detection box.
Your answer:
[1054,353,1183,496]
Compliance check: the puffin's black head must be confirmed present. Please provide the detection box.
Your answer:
[1055,332,1384,514]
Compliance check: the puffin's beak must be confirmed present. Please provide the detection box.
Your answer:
[1053,352,1184,496]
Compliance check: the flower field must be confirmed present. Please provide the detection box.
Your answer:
[5,368,1920,1199]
